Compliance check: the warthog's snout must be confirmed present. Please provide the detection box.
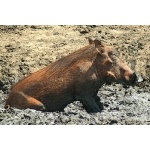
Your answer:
[129,72,137,84]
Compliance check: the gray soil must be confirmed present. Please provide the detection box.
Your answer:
[0,25,150,125]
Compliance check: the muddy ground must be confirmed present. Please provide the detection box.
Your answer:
[0,25,150,125]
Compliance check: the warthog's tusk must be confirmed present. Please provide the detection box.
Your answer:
[107,71,116,79]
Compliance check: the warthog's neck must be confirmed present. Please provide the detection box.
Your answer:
[91,53,106,85]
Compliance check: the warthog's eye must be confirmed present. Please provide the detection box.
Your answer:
[100,49,105,53]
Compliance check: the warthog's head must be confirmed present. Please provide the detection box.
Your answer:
[89,38,137,86]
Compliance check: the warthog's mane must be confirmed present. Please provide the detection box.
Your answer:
[45,44,98,77]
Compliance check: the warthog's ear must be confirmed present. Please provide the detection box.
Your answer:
[88,38,94,44]
[94,39,104,48]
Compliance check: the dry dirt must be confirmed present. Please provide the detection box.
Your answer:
[0,25,150,125]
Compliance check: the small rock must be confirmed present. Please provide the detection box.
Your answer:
[61,116,71,123]
[53,32,59,35]
[89,25,96,28]
[0,80,4,90]
[30,25,41,29]
[5,44,16,52]
[138,42,144,49]
[146,64,150,68]
[109,119,118,125]
[7,25,17,30]
[80,30,89,34]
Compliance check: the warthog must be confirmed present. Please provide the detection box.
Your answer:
[5,38,137,112]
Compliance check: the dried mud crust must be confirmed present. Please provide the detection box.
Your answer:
[0,25,150,125]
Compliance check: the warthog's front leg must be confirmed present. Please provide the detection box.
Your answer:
[80,97,101,113]
[94,95,104,111]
